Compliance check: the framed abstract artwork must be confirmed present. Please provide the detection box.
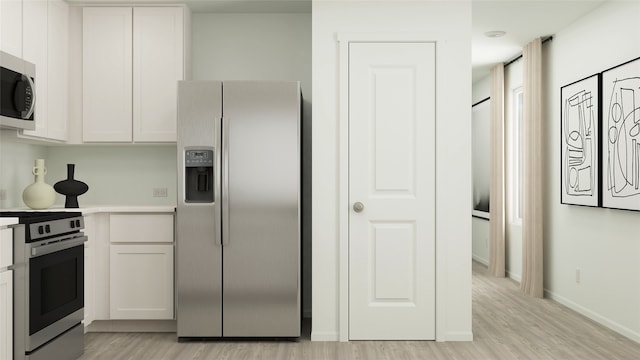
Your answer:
[472,97,490,218]
[560,74,600,207]
[602,57,640,211]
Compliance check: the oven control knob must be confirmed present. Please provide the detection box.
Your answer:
[45,225,51,233]
[38,225,44,234]
[76,220,81,227]
[70,220,75,228]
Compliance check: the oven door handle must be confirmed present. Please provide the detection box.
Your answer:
[30,235,87,258]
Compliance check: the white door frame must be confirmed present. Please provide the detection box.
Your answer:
[337,33,444,342]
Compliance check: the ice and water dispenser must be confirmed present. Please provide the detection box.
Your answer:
[184,149,214,203]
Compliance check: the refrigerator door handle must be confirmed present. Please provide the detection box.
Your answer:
[222,116,230,246]
[215,116,223,247]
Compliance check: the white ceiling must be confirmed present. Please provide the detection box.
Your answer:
[472,0,607,83]
[67,0,608,83]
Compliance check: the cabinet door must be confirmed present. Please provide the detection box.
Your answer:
[45,0,68,141]
[82,7,132,142]
[133,7,184,142]
[91,213,110,320]
[0,270,12,360]
[0,229,12,269]
[21,0,69,141]
[22,0,48,137]
[110,244,174,319]
[0,0,22,58]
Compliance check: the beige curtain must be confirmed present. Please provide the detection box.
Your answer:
[521,38,544,298]
[489,64,505,277]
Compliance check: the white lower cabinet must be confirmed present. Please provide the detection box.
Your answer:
[109,244,174,319]
[0,270,12,360]
[80,211,175,326]
[108,213,174,320]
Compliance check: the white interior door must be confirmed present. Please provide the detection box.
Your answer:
[348,41,436,340]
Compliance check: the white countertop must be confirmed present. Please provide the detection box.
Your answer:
[76,205,175,214]
[0,217,19,227]
[2,205,175,215]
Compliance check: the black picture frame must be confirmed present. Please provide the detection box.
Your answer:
[560,73,600,207]
[601,56,640,211]
[472,97,491,219]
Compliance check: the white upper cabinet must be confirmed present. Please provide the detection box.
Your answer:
[83,6,185,143]
[133,7,184,142]
[0,0,23,58]
[21,0,49,138]
[82,7,133,142]
[21,0,68,142]
[45,0,69,140]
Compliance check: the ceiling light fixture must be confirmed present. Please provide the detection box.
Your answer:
[484,30,507,38]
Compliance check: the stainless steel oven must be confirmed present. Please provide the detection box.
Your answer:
[1,212,86,360]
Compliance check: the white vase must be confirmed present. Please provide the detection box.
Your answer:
[22,159,56,209]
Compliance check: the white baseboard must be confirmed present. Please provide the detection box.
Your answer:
[443,331,473,341]
[86,320,176,333]
[311,331,339,341]
[471,254,488,266]
[544,289,640,343]
[506,270,521,283]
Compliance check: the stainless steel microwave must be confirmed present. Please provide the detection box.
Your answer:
[1,50,36,130]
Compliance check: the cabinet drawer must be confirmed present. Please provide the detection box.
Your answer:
[0,229,12,269]
[109,214,174,243]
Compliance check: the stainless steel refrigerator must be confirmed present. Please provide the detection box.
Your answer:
[176,81,300,339]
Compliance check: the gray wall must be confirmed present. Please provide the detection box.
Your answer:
[0,139,176,209]
[543,1,640,341]
[0,135,48,209]
[312,0,472,340]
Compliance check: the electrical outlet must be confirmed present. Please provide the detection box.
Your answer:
[575,269,581,284]
[0,189,6,201]
[153,188,168,197]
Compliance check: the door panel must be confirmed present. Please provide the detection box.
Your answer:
[222,81,300,337]
[373,67,416,194]
[371,222,415,301]
[349,42,435,340]
[176,81,223,337]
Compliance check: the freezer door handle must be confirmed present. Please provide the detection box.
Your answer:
[215,116,223,247]
[222,116,230,246]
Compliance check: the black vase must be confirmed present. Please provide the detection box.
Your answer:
[54,164,89,208]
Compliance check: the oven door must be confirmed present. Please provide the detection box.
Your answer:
[27,235,86,352]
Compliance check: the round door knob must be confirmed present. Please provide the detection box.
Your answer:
[353,202,365,213]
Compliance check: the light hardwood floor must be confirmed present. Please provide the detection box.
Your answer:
[80,262,640,359]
